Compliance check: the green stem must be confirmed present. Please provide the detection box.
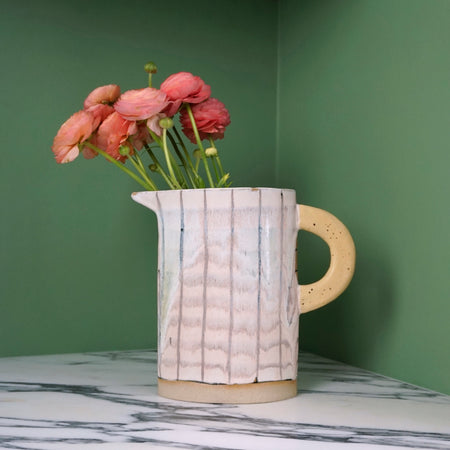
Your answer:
[132,149,147,173]
[185,103,214,188]
[161,129,182,189]
[210,157,220,182]
[148,128,186,188]
[173,127,196,173]
[154,166,173,188]
[145,144,176,189]
[167,131,196,188]
[147,128,163,147]
[127,153,158,191]
[168,149,188,188]
[83,142,155,190]
[208,136,226,178]
[172,127,205,188]
[215,155,225,177]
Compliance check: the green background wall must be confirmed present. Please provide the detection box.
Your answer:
[278,0,450,394]
[1,0,448,394]
[0,0,277,355]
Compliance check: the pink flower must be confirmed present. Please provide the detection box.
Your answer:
[161,72,211,116]
[86,104,115,129]
[114,88,168,121]
[81,138,98,160]
[52,110,96,163]
[180,98,231,143]
[129,122,151,151]
[83,84,120,131]
[84,84,121,109]
[95,112,138,162]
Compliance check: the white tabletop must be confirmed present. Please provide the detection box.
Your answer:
[0,350,449,449]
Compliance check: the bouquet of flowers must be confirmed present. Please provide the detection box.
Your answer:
[52,62,231,191]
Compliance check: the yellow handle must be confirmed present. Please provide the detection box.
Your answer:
[298,205,356,313]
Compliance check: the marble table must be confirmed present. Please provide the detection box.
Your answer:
[0,350,449,449]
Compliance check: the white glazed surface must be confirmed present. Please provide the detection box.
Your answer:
[133,188,299,385]
[0,350,449,449]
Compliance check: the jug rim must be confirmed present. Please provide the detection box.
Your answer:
[132,187,296,197]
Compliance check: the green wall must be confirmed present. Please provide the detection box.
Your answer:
[0,0,277,356]
[278,0,450,394]
[1,0,448,394]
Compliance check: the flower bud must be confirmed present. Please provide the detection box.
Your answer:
[149,164,158,172]
[144,61,158,74]
[205,147,218,157]
[119,145,130,156]
[159,117,174,129]
[193,149,201,159]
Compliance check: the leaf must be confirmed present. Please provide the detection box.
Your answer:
[217,173,230,188]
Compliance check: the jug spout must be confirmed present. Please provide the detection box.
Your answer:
[131,191,159,213]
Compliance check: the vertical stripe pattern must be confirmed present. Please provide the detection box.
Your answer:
[155,191,163,376]
[201,190,209,382]
[227,190,235,384]
[176,191,184,379]
[133,188,299,385]
[256,189,262,380]
[278,191,284,379]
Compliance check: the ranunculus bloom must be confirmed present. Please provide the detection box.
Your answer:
[161,72,211,116]
[83,84,120,131]
[130,122,151,151]
[52,110,96,163]
[180,98,231,143]
[84,84,121,109]
[95,112,138,162]
[114,88,168,121]
[86,103,115,130]
[81,138,98,160]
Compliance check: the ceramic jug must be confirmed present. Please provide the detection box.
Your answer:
[132,187,355,403]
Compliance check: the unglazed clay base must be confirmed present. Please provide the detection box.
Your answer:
[158,378,298,404]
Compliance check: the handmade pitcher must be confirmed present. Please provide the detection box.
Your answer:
[132,187,355,403]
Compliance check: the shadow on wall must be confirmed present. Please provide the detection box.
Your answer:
[299,230,396,378]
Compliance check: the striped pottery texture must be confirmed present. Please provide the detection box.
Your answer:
[133,188,300,385]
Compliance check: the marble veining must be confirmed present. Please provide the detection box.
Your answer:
[1,350,449,449]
